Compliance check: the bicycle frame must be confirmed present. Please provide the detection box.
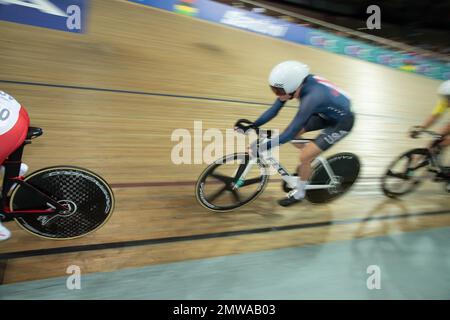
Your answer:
[233,137,338,191]
[411,130,447,177]
[1,128,67,221]
[428,149,445,171]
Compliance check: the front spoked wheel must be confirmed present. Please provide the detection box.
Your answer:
[195,153,269,212]
[10,166,115,239]
[306,153,361,203]
[381,148,430,198]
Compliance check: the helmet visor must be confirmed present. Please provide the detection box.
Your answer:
[270,86,297,97]
[270,86,287,96]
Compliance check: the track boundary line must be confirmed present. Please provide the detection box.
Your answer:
[1,209,449,260]
[0,79,413,121]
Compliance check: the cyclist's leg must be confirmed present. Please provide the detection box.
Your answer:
[436,123,450,177]
[426,123,450,152]
[292,115,329,150]
[279,116,332,206]
[441,136,450,148]
[288,117,355,204]
[279,141,323,206]
[307,115,355,180]
[313,115,354,152]
[0,107,29,171]
[292,115,330,178]
[423,124,450,173]
[438,123,450,148]
[298,142,322,183]
[293,129,307,150]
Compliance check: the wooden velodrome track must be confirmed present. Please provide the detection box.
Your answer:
[0,0,449,285]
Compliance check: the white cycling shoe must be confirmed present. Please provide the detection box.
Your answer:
[0,163,28,177]
[0,222,11,241]
[0,163,29,194]
[0,163,29,241]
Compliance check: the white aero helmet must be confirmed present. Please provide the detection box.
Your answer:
[437,80,450,96]
[269,60,310,95]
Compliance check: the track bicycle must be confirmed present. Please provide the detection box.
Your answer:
[195,119,361,212]
[381,129,450,197]
[0,126,115,240]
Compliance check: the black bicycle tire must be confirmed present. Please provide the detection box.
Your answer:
[381,148,430,198]
[305,152,361,203]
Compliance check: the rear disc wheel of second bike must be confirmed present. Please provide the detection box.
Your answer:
[306,153,361,204]
[10,166,115,239]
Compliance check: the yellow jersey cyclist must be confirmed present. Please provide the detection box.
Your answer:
[410,80,450,150]
[250,61,355,207]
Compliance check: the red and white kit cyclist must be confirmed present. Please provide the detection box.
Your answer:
[0,91,30,241]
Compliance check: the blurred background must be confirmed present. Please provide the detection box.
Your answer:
[0,0,449,300]
[231,0,450,56]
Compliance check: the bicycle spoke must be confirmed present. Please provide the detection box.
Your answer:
[207,185,228,202]
[210,173,233,184]
[195,153,269,211]
[231,189,242,203]
[234,163,249,180]
[410,160,429,171]
[241,177,263,187]
[386,170,408,180]
[406,154,413,165]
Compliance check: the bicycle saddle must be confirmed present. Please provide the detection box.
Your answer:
[27,127,43,140]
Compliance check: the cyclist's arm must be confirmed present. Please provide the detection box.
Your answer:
[264,93,318,150]
[438,122,450,136]
[421,114,440,129]
[253,99,285,127]
[420,100,446,129]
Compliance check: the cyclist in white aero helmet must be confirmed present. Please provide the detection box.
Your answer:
[250,60,355,206]
[269,61,310,98]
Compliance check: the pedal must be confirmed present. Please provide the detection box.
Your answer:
[434,168,450,181]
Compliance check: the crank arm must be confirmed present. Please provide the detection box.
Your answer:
[12,179,67,211]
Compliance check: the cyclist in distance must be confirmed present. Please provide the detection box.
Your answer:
[0,91,30,241]
[249,60,355,207]
[410,80,450,150]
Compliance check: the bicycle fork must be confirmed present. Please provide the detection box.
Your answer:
[232,157,259,189]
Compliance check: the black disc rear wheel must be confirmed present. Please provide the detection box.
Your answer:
[306,153,361,203]
[10,166,115,239]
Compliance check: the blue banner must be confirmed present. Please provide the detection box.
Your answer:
[130,0,308,42]
[130,0,175,11]
[199,0,296,39]
[0,0,87,33]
